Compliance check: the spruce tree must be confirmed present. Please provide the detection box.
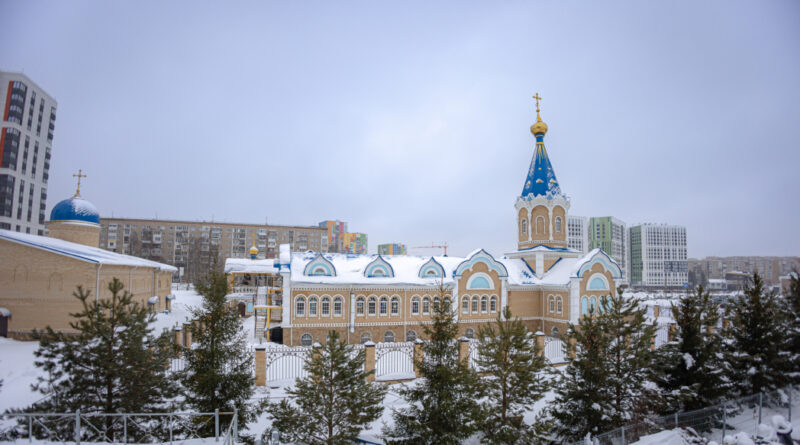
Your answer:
[384,284,482,444]
[23,279,176,438]
[547,309,612,442]
[474,306,550,444]
[724,273,791,395]
[601,292,659,427]
[652,285,731,412]
[181,267,255,433]
[268,331,387,445]
[785,273,800,384]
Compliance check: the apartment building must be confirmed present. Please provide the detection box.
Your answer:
[589,216,628,284]
[0,72,56,235]
[378,243,406,255]
[99,218,327,281]
[567,215,589,253]
[318,220,368,253]
[688,256,800,287]
[629,223,688,288]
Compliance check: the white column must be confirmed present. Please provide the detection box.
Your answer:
[349,291,355,333]
[281,271,291,327]
[548,206,553,242]
[452,279,459,322]
[500,278,508,318]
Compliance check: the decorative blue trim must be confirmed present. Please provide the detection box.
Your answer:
[516,244,571,252]
[545,257,563,273]
[467,275,492,290]
[303,253,336,277]
[454,249,508,278]
[418,257,445,278]
[364,255,395,278]
[588,275,609,291]
[576,250,622,279]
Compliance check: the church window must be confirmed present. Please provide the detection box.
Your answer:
[481,296,487,313]
[391,297,399,315]
[300,333,312,346]
[590,297,596,313]
[309,297,318,316]
[557,296,563,314]
[321,297,330,316]
[471,296,478,313]
[406,330,417,341]
[360,332,372,344]
[384,331,395,343]
[333,297,342,316]
[490,296,497,312]
[536,216,545,234]
[296,298,305,317]
[356,297,365,315]
[412,297,420,315]
[465,328,475,339]
[423,298,430,314]
[555,217,562,233]
[462,297,469,314]
[380,297,388,315]
[581,297,588,316]
[368,297,376,315]
[522,219,527,234]
[549,295,555,313]
[444,297,451,309]
[434,297,441,311]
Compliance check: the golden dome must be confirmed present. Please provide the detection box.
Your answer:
[249,245,259,255]
[530,119,548,136]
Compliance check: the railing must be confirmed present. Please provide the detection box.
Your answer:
[375,342,414,381]
[544,336,567,364]
[653,324,670,348]
[264,345,310,384]
[232,286,257,295]
[0,409,238,444]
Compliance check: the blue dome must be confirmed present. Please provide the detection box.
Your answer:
[50,197,100,225]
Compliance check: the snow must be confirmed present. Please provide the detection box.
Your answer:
[631,429,687,445]
[224,258,279,274]
[0,307,10,316]
[0,229,177,272]
[150,288,205,333]
[0,337,47,412]
[683,353,695,369]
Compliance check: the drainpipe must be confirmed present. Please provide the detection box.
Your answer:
[349,288,355,340]
[95,264,103,304]
[129,266,139,295]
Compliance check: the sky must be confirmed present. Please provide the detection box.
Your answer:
[2,0,799,259]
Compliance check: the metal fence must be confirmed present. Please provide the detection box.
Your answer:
[544,336,567,364]
[264,345,310,383]
[0,409,238,444]
[375,342,414,381]
[569,386,796,445]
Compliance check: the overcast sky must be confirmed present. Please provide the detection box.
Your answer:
[2,0,799,258]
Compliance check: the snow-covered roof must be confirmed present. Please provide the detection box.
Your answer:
[224,258,280,274]
[0,229,177,272]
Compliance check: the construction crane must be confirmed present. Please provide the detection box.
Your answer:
[413,242,448,256]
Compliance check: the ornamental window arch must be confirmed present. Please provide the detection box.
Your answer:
[296,296,306,317]
[391,296,400,315]
[490,296,498,312]
[411,296,420,315]
[356,296,365,315]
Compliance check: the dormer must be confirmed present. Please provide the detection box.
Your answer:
[364,255,394,278]
[418,257,445,279]
[303,253,336,277]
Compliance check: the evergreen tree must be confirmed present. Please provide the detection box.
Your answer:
[785,272,800,384]
[652,285,731,412]
[724,273,790,396]
[384,284,482,444]
[268,331,386,445]
[181,267,255,433]
[23,279,175,437]
[547,309,612,442]
[474,306,550,444]
[601,292,659,427]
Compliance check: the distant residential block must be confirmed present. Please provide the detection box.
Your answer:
[629,223,688,288]
[378,243,406,255]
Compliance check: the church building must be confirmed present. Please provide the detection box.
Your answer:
[258,98,623,346]
[0,175,175,338]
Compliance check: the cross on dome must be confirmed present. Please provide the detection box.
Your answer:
[72,169,87,197]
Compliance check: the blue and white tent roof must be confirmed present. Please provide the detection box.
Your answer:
[521,133,564,200]
[50,197,100,225]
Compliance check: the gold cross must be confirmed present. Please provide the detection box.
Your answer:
[532,93,542,113]
[72,169,87,196]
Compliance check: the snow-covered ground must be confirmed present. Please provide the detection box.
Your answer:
[0,337,47,413]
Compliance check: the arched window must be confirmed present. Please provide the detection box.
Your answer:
[549,295,555,313]
[556,296,563,314]
[423,298,430,314]
[309,297,318,316]
[590,297,597,314]
[333,297,342,316]
[368,297,376,315]
[536,216,545,234]
[412,297,420,315]
[296,298,305,317]
[581,297,588,315]
[443,297,451,309]
[321,297,330,316]
[384,331,395,343]
[360,332,372,344]
[471,296,478,313]
[521,219,527,234]
[356,297,365,315]
[300,333,312,346]
[555,216,562,233]
[380,297,388,315]
[490,296,497,312]
[551,327,560,338]
[481,296,487,313]
[391,297,399,315]
[406,330,417,341]
[433,297,441,311]
[462,297,469,314]
[465,328,475,339]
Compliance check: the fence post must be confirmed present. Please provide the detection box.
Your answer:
[364,341,376,382]
[758,392,763,425]
[674,412,678,429]
[75,409,80,445]
[174,326,183,357]
[621,425,626,445]
[413,339,424,378]
[215,408,220,442]
[28,415,32,443]
[534,331,545,356]
[183,322,192,346]
[458,337,470,366]
[234,407,238,441]
[255,345,266,386]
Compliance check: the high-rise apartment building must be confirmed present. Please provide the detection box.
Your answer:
[589,216,628,284]
[99,217,327,282]
[318,220,368,253]
[378,243,406,255]
[688,256,800,287]
[319,220,347,252]
[0,72,56,235]
[567,215,589,253]
[629,223,688,288]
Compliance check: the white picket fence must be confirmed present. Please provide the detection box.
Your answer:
[375,342,415,381]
